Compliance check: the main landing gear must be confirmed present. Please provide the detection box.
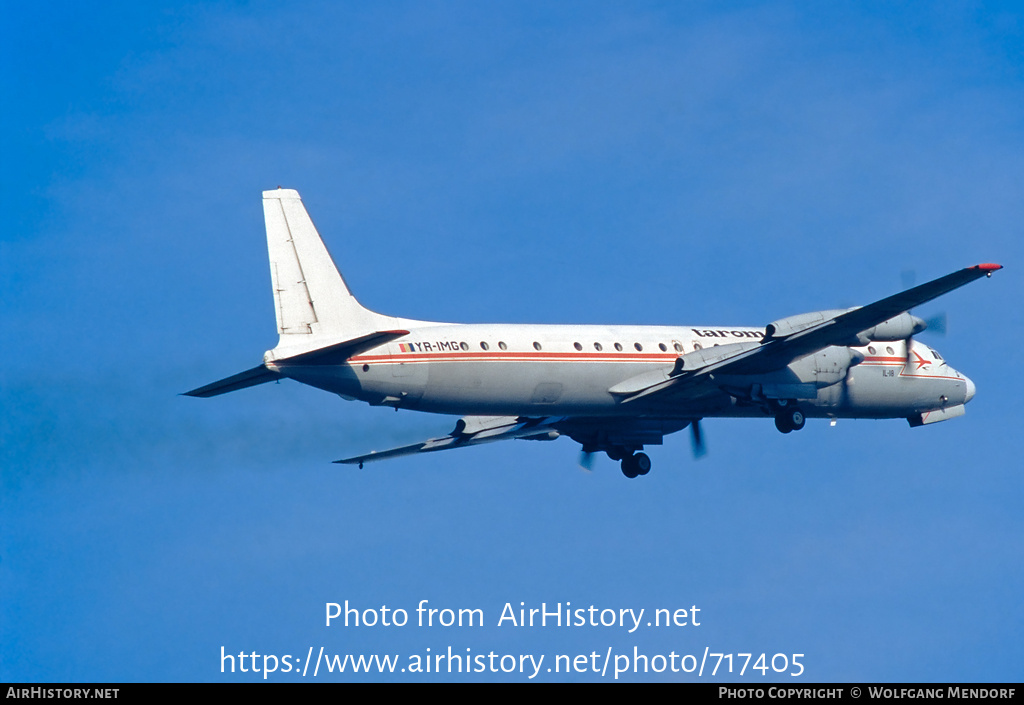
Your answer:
[772,400,806,434]
[620,452,651,479]
[582,446,654,479]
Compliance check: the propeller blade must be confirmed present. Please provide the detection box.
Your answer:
[923,312,947,336]
[690,420,707,459]
[578,450,595,472]
[901,269,946,336]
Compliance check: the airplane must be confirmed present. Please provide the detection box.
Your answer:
[185,188,1001,478]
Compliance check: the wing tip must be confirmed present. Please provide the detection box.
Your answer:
[334,450,379,465]
[973,263,1003,272]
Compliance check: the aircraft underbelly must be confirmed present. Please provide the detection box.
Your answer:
[276,364,362,396]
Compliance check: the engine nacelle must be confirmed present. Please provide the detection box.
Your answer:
[764,309,850,340]
[853,311,926,344]
[764,308,927,345]
[813,345,865,386]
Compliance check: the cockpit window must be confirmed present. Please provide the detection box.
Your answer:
[932,350,943,360]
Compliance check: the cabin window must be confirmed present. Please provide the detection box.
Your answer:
[674,342,683,352]
[886,346,894,355]
[480,341,489,350]
[694,342,702,350]
[533,342,542,351]
[460,342,470,351]
[614,343,623,351]
[868,346,877,355]
[594,342,603,351]
[659,343,667,352]
[573,342,582,351]
[498,341,508,350]
[634,343,643,352]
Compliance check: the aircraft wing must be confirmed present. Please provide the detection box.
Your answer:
[337,416,692,466]
[336,416,563,466]
[616,263,1002,404]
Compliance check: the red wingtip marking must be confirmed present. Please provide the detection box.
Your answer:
[974,263,1003,271]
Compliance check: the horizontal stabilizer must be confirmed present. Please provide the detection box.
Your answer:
[268,330,409,365]
[183,365,280,398]
[186,329,409,397]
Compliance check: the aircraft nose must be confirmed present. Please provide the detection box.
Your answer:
[964,376,976,404]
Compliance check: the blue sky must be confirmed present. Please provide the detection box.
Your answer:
[2,1,1022,682]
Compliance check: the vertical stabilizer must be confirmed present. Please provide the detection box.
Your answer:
[262,188,389,358]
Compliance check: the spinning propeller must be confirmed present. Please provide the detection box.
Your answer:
[900,269,947,364]
[690,419,707,459]
[578,450,596,472]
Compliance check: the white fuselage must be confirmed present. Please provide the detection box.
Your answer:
[273,321,973,421]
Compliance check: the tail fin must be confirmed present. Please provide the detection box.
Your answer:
[262,188,390,359]
[184,189,409,399]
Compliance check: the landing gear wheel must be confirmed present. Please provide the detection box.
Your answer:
[621,457,639,479]
[788,409,805,431]
[620,452,651,478]
[774,408,805,434]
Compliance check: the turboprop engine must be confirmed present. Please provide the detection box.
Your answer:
[851,311,927,344]
[764,309,849,340]
[765,309,927,345]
